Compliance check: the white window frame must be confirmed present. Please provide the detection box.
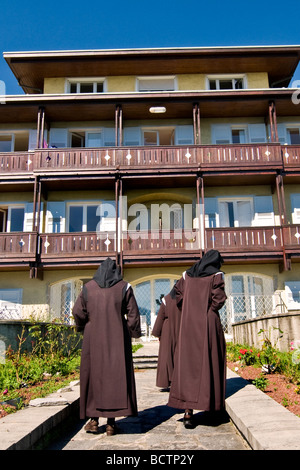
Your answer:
[206,74,246,90]
[65,77,107,94]
[136,75,177,92]
[142,129,159,146]
[231,127,248,144]
[285,125,300,145]
[217,197,254,228]
[67,202,101,233]
[6,205,25,232]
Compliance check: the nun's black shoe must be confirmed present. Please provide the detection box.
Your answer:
[183,413,194,429]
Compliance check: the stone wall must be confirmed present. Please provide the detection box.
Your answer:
[0,320,82,359]
[232,311,300,352]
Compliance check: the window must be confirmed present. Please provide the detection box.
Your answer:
[133,277,177,337]
[0,134,14,152]
[49,279,83,323]
[218,198,253,227]
[142,127,175,146]
[211,123,267,144]
[285,281,300,309]
[4,207,25,232]
[67,202,116,233]
[287,128,300,145]
[232,129,246,144]
[137,76,176,92]
[207,75,245,90]
[0,288,23,319]
[67,78,105,94]
[68,204,101,232]
[222,274,274,326]
[291,194,300,223]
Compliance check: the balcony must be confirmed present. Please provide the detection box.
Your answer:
[0,232,37,263]
[0,143,288,177]
[39,232,116,264]
[206,226,283,256]
[1,226,300,270]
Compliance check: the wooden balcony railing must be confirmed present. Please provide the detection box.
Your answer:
[0,232,37,260]
[0,152,34,173]
[2,226,300,265]
[282,145,300,169]
[35,143,283,171]
[206,226,283,253]
[39,232,116,258]
[282,225,300,250]
[0,143,288,175]
[122,230,201,253]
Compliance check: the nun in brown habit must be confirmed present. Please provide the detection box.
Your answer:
[167,250,227,428]
[152,282,181,389]
[72,258,141,436]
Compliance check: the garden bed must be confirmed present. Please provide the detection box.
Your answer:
[0,371,80,419]
[227,361,300,417]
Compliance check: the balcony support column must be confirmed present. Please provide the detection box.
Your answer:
[276,173,290,271]
[36,107,46,149]
[193,103,201,145]
[115,105,123,146]
[115,174,123,269]
[119,177,123,274]
[196,174,205,255]
[269,101,279,143]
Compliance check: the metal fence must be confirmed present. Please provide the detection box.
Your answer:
[220,293,287,334]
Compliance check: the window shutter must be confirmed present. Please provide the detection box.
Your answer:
[175,125,194,145]
[253,196,274,226]
[291,194,300,223]
[211,125,231,144]
[85,132,102,148]
[98,201,116,231]
[49,129,68,148]
[204,198,218,227]
[248,124,267,143]
[103,128,116,147]
[24,202,44,231]
[123,127,141,146]
[28,129,48,150]
[46,202,66,233]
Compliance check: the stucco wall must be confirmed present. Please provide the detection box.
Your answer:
[43,72,270,94]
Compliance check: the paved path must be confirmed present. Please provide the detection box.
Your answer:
[2,340,300,451]
[45,342,249,451]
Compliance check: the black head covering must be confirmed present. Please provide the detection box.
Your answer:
[186,249,224,278]
[93,257,123,288]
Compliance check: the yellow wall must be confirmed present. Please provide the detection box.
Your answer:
[44,78,66,94]
[247,73,269,88]
[43,72,270,94]
[2,259,300,320]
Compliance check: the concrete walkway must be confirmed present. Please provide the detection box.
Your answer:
[1,341,300,450]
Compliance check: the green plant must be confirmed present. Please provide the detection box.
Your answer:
[252,375,269,391]
[257,327,283,373]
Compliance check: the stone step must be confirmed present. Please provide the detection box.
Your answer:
[133,355,158,369]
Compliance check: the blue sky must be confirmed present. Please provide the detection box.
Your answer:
[1,0,300,94]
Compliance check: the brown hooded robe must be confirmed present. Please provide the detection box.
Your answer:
[152,286,181,388]
[72,258,141,419]
[167,250,227,412]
